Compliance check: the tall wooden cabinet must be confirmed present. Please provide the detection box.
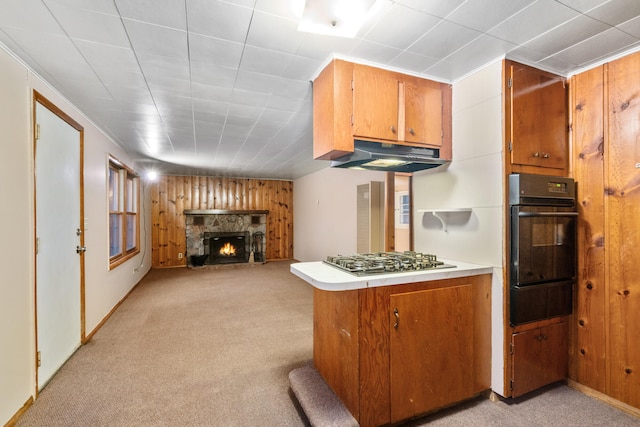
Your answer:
[313,59,452,161]
[571,51,640,409]
[503,60,571,398]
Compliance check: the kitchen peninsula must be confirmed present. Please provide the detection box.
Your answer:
[290,258,492,427]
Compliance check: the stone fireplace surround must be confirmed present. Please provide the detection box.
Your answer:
[185,209,268,267]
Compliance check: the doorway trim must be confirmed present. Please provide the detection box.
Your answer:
[32,90,86,394]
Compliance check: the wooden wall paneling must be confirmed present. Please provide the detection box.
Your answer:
[183,176,192,210]
[150,176,294,267]
[606,52,640,408]
[206,177,214,209]
[158,177,168,267]
[151,181,160,267]
[166,176,177,267]
[199,176,208,209]
[175,177,186,266]
[570,66,607,392]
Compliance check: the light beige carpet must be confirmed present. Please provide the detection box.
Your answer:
[15,260,639,426]
[17,261,313,426]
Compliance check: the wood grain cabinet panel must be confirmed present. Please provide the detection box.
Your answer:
[353,64,399,141]
[511,321,568,397]
[507,60,568,174]
[390,285,474,422]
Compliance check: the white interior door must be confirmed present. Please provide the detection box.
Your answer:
[35,101,81,390]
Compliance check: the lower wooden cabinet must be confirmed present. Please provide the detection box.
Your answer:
[313,275,491,427]
[511,320,568,397]
[390,285,474,421]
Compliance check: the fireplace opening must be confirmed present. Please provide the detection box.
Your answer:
[206,231,250,265]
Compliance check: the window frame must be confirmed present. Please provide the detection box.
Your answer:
[108,156,140,269]
[395,191,410,229]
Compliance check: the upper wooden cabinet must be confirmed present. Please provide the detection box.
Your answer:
[313,59,452,161]
[506,60,568,174]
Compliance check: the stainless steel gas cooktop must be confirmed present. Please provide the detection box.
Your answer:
[324,252,455,276]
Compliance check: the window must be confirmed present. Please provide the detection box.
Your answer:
[395,191,410,228]
[109,157,139,268]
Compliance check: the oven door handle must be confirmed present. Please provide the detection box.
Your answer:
[517,211,579,217]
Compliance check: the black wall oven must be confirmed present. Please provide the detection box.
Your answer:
[509,173,578,326]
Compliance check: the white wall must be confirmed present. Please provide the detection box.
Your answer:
[412,59,506,395]
[293,167,386,262]
[0,46,152,425]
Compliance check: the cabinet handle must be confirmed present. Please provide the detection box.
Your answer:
[390,126,396,134]
[393,308,399,329]
[408,127,415,136]
[533,152,540,158]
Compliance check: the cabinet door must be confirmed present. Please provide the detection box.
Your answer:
[390,285,474,422]
[511,321,567,397]
[353,64,399,141]
[404,80,442,146]
[510,62,567,170]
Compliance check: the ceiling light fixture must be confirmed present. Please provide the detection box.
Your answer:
[294,0,386,38]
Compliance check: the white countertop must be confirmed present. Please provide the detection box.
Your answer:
[290,259,493,291]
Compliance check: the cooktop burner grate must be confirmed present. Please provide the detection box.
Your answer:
[324,251,455,276]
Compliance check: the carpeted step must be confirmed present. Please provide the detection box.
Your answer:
[289,364,359,427]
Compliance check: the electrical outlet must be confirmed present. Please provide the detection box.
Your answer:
[178,252,183,259]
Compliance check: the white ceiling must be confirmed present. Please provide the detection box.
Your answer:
[1,0,639,180]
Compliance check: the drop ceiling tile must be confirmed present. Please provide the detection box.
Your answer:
[265,94,307,112]
[124,19,188,60]
[188,33,244,69]
[556,0,611,13]
[294,33,360,61]
[273,78,311,100]
[618,16,640,37]
[348,40,404,64]
[364,4,441,50]
[521,14,610,58]
[190,61,237,88]
[282,54,323,80]
[547,27,639,67]
[446,0,537,32]
[389,51,439,73]
[585,0,640,25]
[488,0,580,45]
[239,45,293,76]
[245,10,301,54]
[258,108,295,124]
[393,0,464,18]
[137,51,190,80]
[44,0,118,14]
[192,98,229,116]
[115,0,186,30]
[408,19,481,59]
[0,0,65,34]
[254,0,299,20]
[74,40,139,71]
[234,69,283,94]
[46,2,130,47]
[427,34,517,81]
[191,82,233,103]
[230,89,270,108]
[186,0,253,42]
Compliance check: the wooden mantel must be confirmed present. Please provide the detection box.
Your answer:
[184,209,269,215]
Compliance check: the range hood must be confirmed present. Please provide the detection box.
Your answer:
[330,140,449,173]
